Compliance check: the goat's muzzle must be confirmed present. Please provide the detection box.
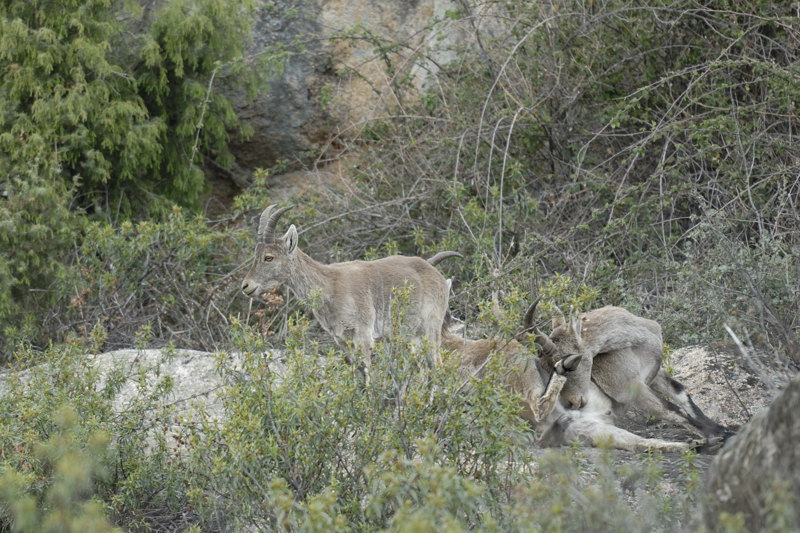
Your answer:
[241,281,259,297]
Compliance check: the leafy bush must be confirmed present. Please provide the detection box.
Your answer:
[0,405,120,533]
[0,0,265,212]
[188,309,533,530]
[0,337,200,531]
[0,0,283,356]
[0,170,85,354]
[62,207,253,352]
[1,205,255,359]
[289,0,799,362]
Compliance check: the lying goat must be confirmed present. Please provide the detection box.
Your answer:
[241,205,455,367]
[445,302,720,453]
[533,305,732,446]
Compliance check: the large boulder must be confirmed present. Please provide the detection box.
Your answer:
[87,349,252,420]
[702,372,800,531]
[0,349,284,450]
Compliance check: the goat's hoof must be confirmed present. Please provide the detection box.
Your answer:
[696,436,725,454]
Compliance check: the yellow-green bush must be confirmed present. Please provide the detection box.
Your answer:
[0,339,199,531]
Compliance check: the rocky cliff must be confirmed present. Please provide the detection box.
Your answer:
[226,0,502,179]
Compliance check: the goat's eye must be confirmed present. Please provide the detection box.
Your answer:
[263,255,274,262]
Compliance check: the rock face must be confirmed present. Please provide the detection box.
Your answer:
[702,372,800,531]
[227,0,502,178]
[87,349,251,420]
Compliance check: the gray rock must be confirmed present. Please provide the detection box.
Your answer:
[87,349,250,420]
[702,372,800,531]
[1,349,284,450]
[669,345,788,429]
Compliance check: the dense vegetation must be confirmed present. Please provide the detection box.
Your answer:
[1,0,798,531]
[318,0,800,359]
[0,0,272,354]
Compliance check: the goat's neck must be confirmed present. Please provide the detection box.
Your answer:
[285,248,333,302]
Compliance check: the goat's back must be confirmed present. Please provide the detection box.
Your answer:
[325,255,450,342]
[553,306,662,354]
[443,332,548,415]
[328,255,446,288]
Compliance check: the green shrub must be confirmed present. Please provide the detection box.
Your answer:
[63,207,253,352]
[0,170,84,355]
[0,338,200,531]
[188,311,534,530]
[0,0,286,356]
[0,0,267,212]
[1,205,255,359]
[0,406,120,533]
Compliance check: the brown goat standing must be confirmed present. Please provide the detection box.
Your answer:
[241,205,455,368]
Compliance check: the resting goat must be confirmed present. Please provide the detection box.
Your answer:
[241,205,455,366]
[446,302,723,453]
[533,305,733,446]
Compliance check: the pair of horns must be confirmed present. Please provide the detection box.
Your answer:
[521,297,558,356]
[257,204,294,243]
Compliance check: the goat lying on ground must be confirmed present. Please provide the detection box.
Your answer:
[532,305,733,446]
[446,302,726,453]
[241,205,456,368]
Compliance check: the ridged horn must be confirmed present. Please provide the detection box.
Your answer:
[257,204,295,243]
[556,353,582,375]
[426,251,463,266]
[521,297,558,357]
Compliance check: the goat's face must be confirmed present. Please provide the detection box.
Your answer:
[241,204,298,299]
[521,349,583,425]
[532,315,584,371]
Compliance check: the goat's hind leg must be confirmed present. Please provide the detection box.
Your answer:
[563,416,701,453]
[620,378,726,453]
[648,371,733,441]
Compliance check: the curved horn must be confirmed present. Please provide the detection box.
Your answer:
[520,297,558,356]
[535,334,558,358]
[521,297,541,335]
[426,251,463,266]
[555,353,582,375]
[257,204,295,243]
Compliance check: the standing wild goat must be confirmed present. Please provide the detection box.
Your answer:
[533,306,732,444]
[241,205,455,366]
[446,302,717,453]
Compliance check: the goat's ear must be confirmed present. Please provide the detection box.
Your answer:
[282,224,298,254]
[552,316,565,329]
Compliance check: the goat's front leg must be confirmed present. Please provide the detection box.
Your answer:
[534,353,582,420]
[352,332,375,385]
[533,373,567,422]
